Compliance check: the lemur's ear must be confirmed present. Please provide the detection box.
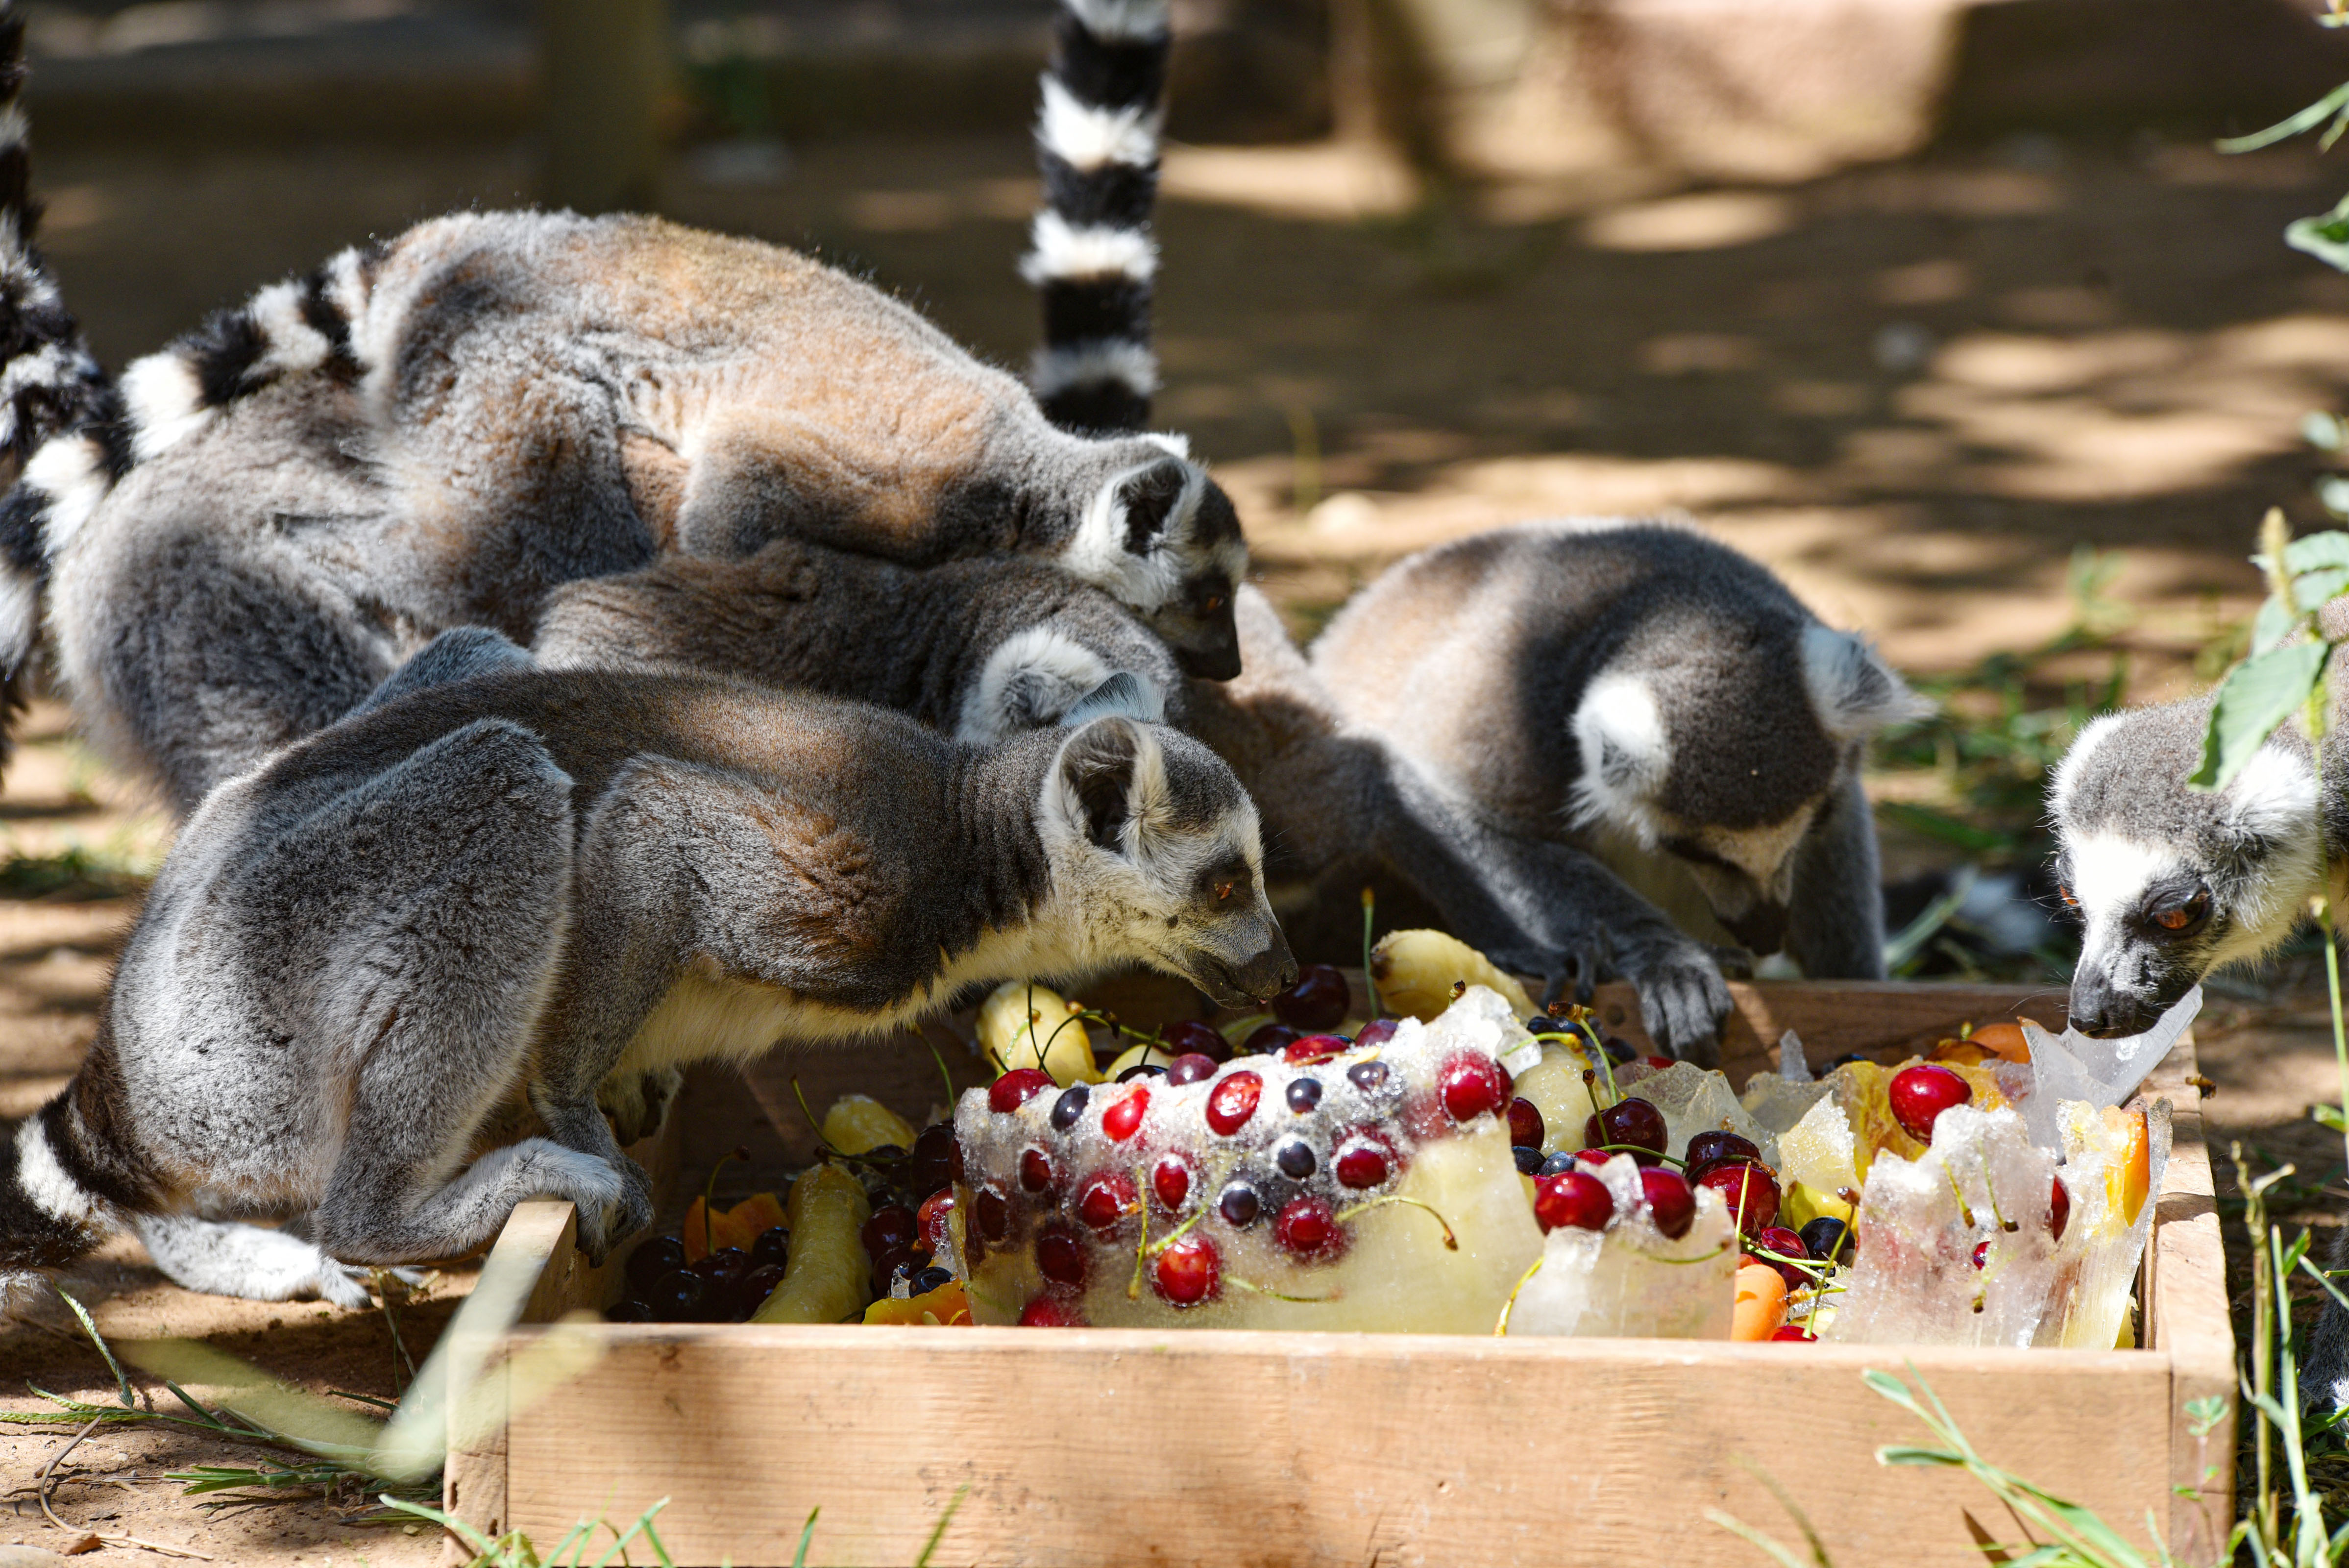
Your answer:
[1060,670,1163,727]
[1801,625,1933,740]
[1117,457,1195,554]
[1057,716,1141,852]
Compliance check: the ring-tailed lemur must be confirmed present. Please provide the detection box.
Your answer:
[1308,519,1931,1049]
[0,630,1291,1308]
[0,0,1244,815]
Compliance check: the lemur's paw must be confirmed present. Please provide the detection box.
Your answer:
[597,1068,684,1149]
[312,1262,379,1311]
[0,1268,65,1326]
[538,1146,640,1265]
[1539,939,1605,1011]
[1625,940,1732,1066]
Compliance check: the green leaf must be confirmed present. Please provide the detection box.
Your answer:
[2295,565,2349,607]
[2220,84,2349,153]
[2252,593,2298,655]
[1706,1510,1818,1568]
[2289,194,2349,274]
[1876,1444,1967,1468]
[2189,640,2328,791]
[2183,1396,2229,1439]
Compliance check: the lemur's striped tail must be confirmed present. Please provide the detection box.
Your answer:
[0,0,122,743]
[0,1035,144,1277]
[1022,0,1171,435]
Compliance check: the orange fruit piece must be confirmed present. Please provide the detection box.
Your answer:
[1966,1022,2032,1064]
[2103,1106,2151,1225]
[863,1279,973,1326]
[1732,1262,1788,1342]
[682,1190,790,1261]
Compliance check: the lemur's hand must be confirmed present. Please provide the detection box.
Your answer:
[1613,928,1733,1066]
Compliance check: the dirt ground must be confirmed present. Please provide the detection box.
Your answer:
[6,123,2349,1559]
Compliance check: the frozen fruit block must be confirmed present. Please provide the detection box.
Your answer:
[1740,1067,1832,1138]
[1775,1094,1860,1208]
[2017,990,2199,1149]
[1637,1062,1777,1167]
[954,987,1543,1331]
[1821,1103,2059,1348]
[1506,1153,1735,1339]
[1510,1040,1599,1155]
[2036,1099,2170,1348]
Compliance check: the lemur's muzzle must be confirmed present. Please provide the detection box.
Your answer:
[1185,916,1297,1007]
[2067,966,2179,1040]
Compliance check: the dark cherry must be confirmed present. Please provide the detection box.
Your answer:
[747,1225,791,1271]
[1585,1098,1668,1159]
[868,1242,918,1296]
[974,1185,1012,1242]
[1639,1167,1697,1240]
[989,1068,1055,1113]
[1685,1131,1761,1172]
[1152,1154,1194,1212]
[1754,1225,1810,1289]
[1507,1097,1544,1149]
[1439,1053,1506,1122]
[1162,1018,1232,1062]
[1049,1084,1091,1132]
[916,1190,956,1255]
[1600,1036,1636,1065]
[1538,1151,1578,1176]
[624,1234,689,1296]
[645,1269,708,1323]
[1284,1035,1347,1066]
[1354,1018,1401,1049]
[1101,1085,1150,1141]
[908,1123,958,1196]
[1272,963,1350,1031]
[1512,1144,1545,1175]
[2050,1176,2071,1241]
[1274,1195,1342,1259]
[1346,1060,1391,1094]
[1035,1226,1087,1288]
[1798,1216,1854,1264]
[1166,1053,1220,1085]
[1888,1064,1972,1142]
[1695,1161,1780,1234]
[1335,1137,1392,1189]
[861,1204,918,1256]
[1077,1170,1137,1231]
[1018,1146,1057,1194]
[1243,1023,1300,1056]
[1218,1182,1263,1227]
[1153,1235,1223,1306]
[1533,1170,1615,1233]
[1116,1063,1169,1083]
[865,1143,909,1172]
[606,1298,654,1323]
[729,1263,786,1320]
[692,1245,750,1288]
[1525,1015,1561,1036]
[908,1265,955,1296]
[1287,1077,1324,1113]
[1275,1138,1318,1178]
[1206,1071,1263,1135]
[1019,1296,1086,1327]
[1820,1051,1872,1070]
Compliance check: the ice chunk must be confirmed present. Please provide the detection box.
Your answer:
[1741,1069,1832,1138]
[954,992,1542,1330]
[1777,1029,1811,1083]
[2017,988,2199,1149]
[1821,1103,2060,1348]
[1638,1062,1778,1167]
[2037,1099,2171,1348]
[1776,1094,1859,1199]
[1506,1153,1736,1339]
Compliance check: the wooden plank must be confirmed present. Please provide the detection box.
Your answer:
[2142,1041,2236,1563]
[501,1331,2171,1568]
[1591,979,2069,1075]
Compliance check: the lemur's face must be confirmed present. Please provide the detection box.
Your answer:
[1072,453,1251,683]
[1658,809,1821,956]
[1146,574,1241,682]
[1044,717,1296,1006]
[2055,837,2227,1037]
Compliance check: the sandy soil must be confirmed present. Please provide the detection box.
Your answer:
[3,123,2349,1558]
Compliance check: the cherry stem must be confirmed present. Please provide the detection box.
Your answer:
[787,1077,902,1170]
[1650,1243,1734,1266]
[1360,885,1384,1019]
[1940,1164,1977,1230]
[1144,1206,1209,1258]
[1126,1169,1154,1302]
[1589,1143,1684,1169]
[923,1033,957,1112]
[1334,1194,1458,1250]
[1228,1276,1338,1304]
[1747,1244,1833,1285]
[1493,1253,1547,1337]
[699,1143,750,1255]
[1980,1155,2018,1233]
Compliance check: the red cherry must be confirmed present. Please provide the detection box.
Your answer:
[1152,1154,1194,1212]
[989,1068,1055,1113]
[1035,1226,1087,1288]
[974,1185,1011,1242]
[1019,1296,1085,1327]
[1161,1018,1231,1062]
[1164,1053,1219,1085]
[1206,1071,1263,1135]
[1153,1235,1222,1306]
[1644,1055,1675,1071]
[1333,1135,1394,1190]
[1439,1053,1506,1122]
[1284,1034,1347,1065]
[1272,963,1350,1031]
[1018,1147,1056,1194]
[1076,1171,1136,1231]
[1570,1148,1615,1173]
[917,1189,956,1255]
[1533,1171,1614,1232]
[861,1203,917,1255]
[1243,1023,1300,1056]
[1354,1018,1401,1048]
[1754,1225,1809,1288]
[1640,1167,1696,1239]
[1887,1063,1972,1142]
[1584,1098,1667,1160]
[2050,1176,2071,1241]
[1686,1131,1761,1171]
[1274,1195,1344,1259]
[1770,1324,1815,1342]
[1507,1097,1545,1150]
[1971,1240,1989,1270]
[1695,1161,1780,1235]
[1101,1085,1149,1141]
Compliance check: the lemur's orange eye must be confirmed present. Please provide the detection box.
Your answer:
[1204,596,1226,613]
[2153,891,2208,931]
[2059,885,2078,908]
[1215,881,1235,903]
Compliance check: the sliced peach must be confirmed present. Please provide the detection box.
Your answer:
[863,1279,972,1326]
[1732,1261,1788,1341]
[2103,1106,2150,1225]
[1966,1022,2032,1063]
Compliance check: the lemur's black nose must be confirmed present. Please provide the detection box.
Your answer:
[2066,972,2165,1039]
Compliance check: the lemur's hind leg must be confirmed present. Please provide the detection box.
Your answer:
[133,1214,375,1309]
[279,719,633,1266]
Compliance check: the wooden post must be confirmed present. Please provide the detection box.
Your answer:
[540,0,670,214]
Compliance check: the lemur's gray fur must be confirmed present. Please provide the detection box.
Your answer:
[0,630,1291,1307]
[1309,519,1930,1050]
[538,542,1698,1043]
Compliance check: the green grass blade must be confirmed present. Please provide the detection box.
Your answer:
[1706,1509,1816,1568]
[913,1485,970,1568]
[54,1288,134,1407]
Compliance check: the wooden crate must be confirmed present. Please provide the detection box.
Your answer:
[446,982,2234,1568]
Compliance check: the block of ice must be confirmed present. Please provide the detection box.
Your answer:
[1820,1103,2059,1348]
[1637,1062,1779,1166]
[2017,987,2199,1149]
[1778,1029,1812,1083]
[954,987,1542,1330]
[1505,1153,1736,1339]
[1776,1093,1859,1199]
[1741,1068,1832,1137]
[2036,1099,2171,1348]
